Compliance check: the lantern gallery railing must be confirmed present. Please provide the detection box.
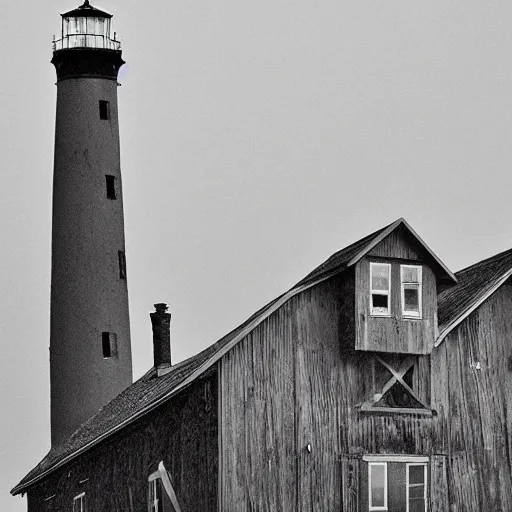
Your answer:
[53,34,121,51]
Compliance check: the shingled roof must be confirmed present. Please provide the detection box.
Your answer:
[436,247,512,345]
[12,218,455,495]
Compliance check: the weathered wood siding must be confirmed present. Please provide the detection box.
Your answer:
[27,375,217,512]
[432,280,512,512]
[219,273,434,511]
[367,226,425,261]
[355,227,439,354]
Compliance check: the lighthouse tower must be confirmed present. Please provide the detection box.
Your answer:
[50,1,132,447]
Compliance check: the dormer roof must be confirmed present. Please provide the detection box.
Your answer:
[297,217,457,287]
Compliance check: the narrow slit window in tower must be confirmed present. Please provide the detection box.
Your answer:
[99,100,110,120]
[105,175,116,199]
[102,332,117,358]
[118,250,126,279]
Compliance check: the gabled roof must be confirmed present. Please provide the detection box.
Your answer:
[436,247,512,345]
[11,218,454,495]
[296,217,456,287]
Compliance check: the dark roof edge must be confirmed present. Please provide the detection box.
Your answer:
[11,266,344,496]
[61,1,113,18]
[435,267,512,347]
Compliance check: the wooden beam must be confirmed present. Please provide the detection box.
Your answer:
[375,356,429,409]
[360,403,433,416]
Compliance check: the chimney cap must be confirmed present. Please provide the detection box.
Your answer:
[153,303,169,313]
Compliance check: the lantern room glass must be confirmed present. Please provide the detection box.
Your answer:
[54,14,120,51]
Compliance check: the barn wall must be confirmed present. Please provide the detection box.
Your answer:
[26,374,217,512]
[432,281,512,512]
[219,272,434,512]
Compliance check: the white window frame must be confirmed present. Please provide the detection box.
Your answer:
[364,455,428,463]
[406,462,427,512]
[148,471,161,512]
[148,463,183,512]
[401,265,422,319]
[368,462,388,511]
[73,492,86,512]
[370,263,391,317]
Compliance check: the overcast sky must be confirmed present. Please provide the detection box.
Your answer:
[2,1,512,509]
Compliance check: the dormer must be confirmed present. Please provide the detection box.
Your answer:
[352,219,456,354]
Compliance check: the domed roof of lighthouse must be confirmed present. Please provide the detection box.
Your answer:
[61,0,113,19]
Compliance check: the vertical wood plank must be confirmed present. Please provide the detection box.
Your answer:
[341,454,360,512]
[430,454,448,512]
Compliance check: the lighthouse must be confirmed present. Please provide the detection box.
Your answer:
[50,0,132,447]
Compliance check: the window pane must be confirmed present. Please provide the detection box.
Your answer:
[97,17,105,36]
[409,485,425,499]
[77,16,87,34]
[372,294,388,309]
[408,465,426,512]
[68,18,78,35]
[409,499,426,512]
[402,266,419,283]
[372,264,389,290]
[370,464,386,507]
[404,286,419,312]
[409,465,425,485]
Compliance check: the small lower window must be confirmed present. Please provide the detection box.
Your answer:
[364,456,428,512]
[73,493,86,512]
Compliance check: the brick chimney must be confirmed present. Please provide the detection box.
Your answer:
[150,303,172,377]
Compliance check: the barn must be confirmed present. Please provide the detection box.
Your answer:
[12,218,512,511]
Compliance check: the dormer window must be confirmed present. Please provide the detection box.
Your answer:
[370,263,391,316]
[401,265,422,318]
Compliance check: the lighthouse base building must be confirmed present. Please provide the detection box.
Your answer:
[11,3,512,512]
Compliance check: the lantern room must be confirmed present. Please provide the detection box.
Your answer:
[53,0,120,51]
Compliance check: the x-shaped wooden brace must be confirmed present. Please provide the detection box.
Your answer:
[374,355,428,409]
